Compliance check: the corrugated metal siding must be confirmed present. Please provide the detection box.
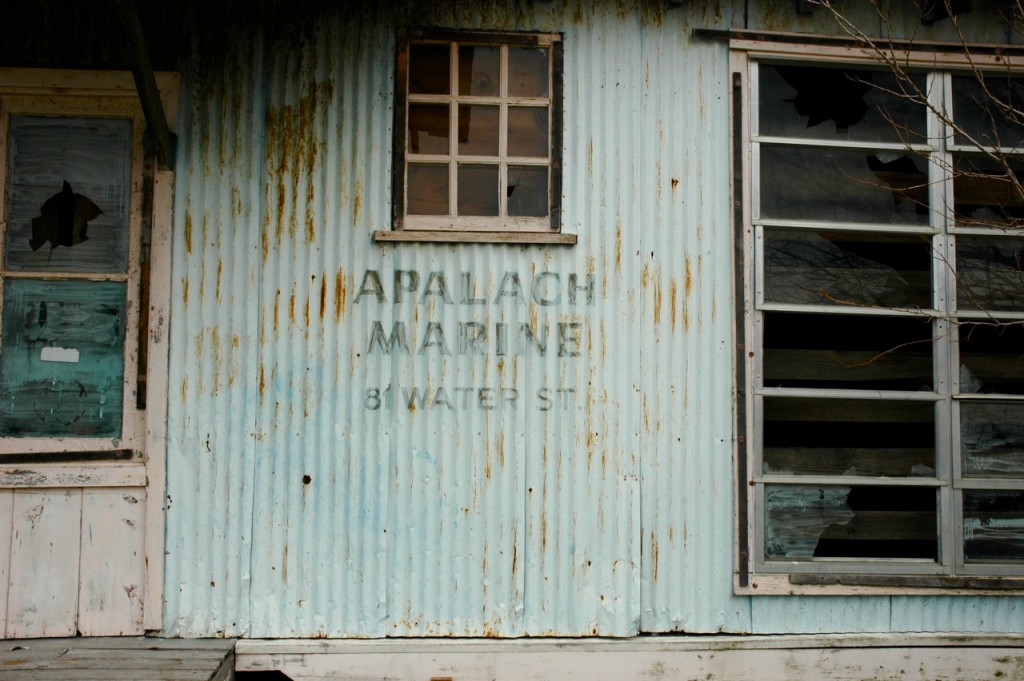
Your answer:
[636,4,749,634]
[891,596,1024,633]
[248,7,394,637]
[163,0,1024,639]
[164,26,266,637]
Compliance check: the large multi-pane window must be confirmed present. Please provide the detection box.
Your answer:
[740,51,1024,587]
[386,29,567,243]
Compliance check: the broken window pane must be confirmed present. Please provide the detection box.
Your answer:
[962,401,1024,478]
[760,146,930,224]
[759,64,927,143]
[764,229,933,308]
[458,45,499,97]
[409,44,450,95]
[763,397,936,477]
[0,279,125,437]
[956,236,1024,311]
[508,47,549,98]
[508,107,548,158]
[507,166,547,217]
[457,164,498,216]
[407,164,449,215]
[963,490,1024,562]
[958,323,1024,395]
[762,312,934,390]
[408,104,450,155]
[765,485,938,560]
[6,116,131,273]
[457,105,499,156]
[953,74,1024,149]
[953,154,1024,228]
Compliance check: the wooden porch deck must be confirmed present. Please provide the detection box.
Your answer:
[0,637,236,680]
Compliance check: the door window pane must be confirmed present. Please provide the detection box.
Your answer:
[6,116,132,273]
[0,279,126,437]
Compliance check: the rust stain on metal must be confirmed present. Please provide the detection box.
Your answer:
[289,291,297,325]
[215,259,223,304]
[319,275,328,320]
[353,180,362,223]
[303,290,310,328]
[651,534,659,582]
[228,334,241,387]
[670,278,678,330]
[182,277,189,306]
[273,289,281,333]
[259,365,265,397]
[335,270,347,321]
[210,327,223,395]
[511,529,518,579]
[652,273,662,325]
[184,212,193,254]
[615,223,623,274]
[180,376,188,402]
[265,80,334,248]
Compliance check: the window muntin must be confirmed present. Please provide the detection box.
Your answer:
[746,59,1024,581]
[394,30,562,234]
[0,96,145,451]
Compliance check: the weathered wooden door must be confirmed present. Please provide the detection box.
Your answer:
[0,71,176,637]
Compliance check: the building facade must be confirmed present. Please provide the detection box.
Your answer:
[0,0,1023,678]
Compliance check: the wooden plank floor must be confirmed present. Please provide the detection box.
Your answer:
[0,637,235,680]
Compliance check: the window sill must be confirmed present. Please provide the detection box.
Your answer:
[737,573,1024,596]
[374,230,577,245]
[791,573,1024,590]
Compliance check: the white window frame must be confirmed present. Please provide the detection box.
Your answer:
[0,93,147,458]
[732,42,1024,595]
[378,28,574,245]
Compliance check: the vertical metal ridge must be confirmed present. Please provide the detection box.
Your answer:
[164,25,264,637]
